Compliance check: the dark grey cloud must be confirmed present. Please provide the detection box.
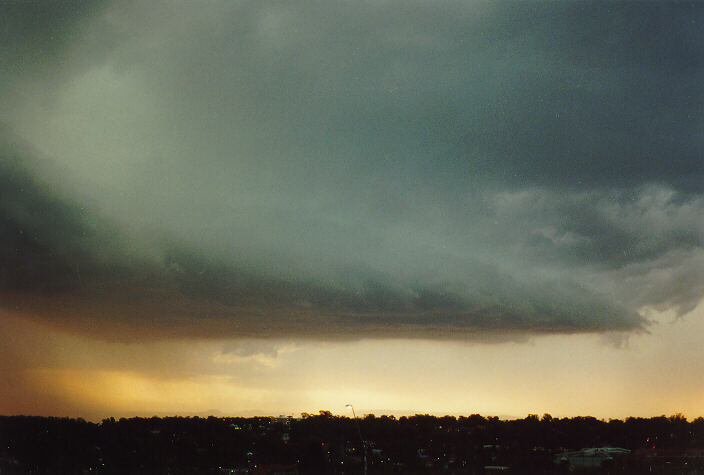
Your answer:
[486,187,704,317]
[1,1,702,341]
[506,188,704,269]
[0,139,644,340]
[0,1,111,84]
[121,1,702,193]
[0,137,95,294]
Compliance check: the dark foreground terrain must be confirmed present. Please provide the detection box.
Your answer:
[2,412,704,474]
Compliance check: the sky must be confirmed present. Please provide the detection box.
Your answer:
[0,0,703,421]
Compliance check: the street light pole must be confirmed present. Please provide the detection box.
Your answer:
[346,404,368,475]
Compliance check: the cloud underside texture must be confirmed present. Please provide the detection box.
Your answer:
[1,1,703,340]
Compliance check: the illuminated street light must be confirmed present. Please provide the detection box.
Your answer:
[346,404,368,475]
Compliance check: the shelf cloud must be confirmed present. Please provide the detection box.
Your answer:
[1,1,702,342]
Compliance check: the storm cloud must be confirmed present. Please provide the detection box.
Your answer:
[1,1,702,341]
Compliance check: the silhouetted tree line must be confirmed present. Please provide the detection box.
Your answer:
[1,412,703,473]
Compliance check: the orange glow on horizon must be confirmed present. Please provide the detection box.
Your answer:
[2,302,704,421]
